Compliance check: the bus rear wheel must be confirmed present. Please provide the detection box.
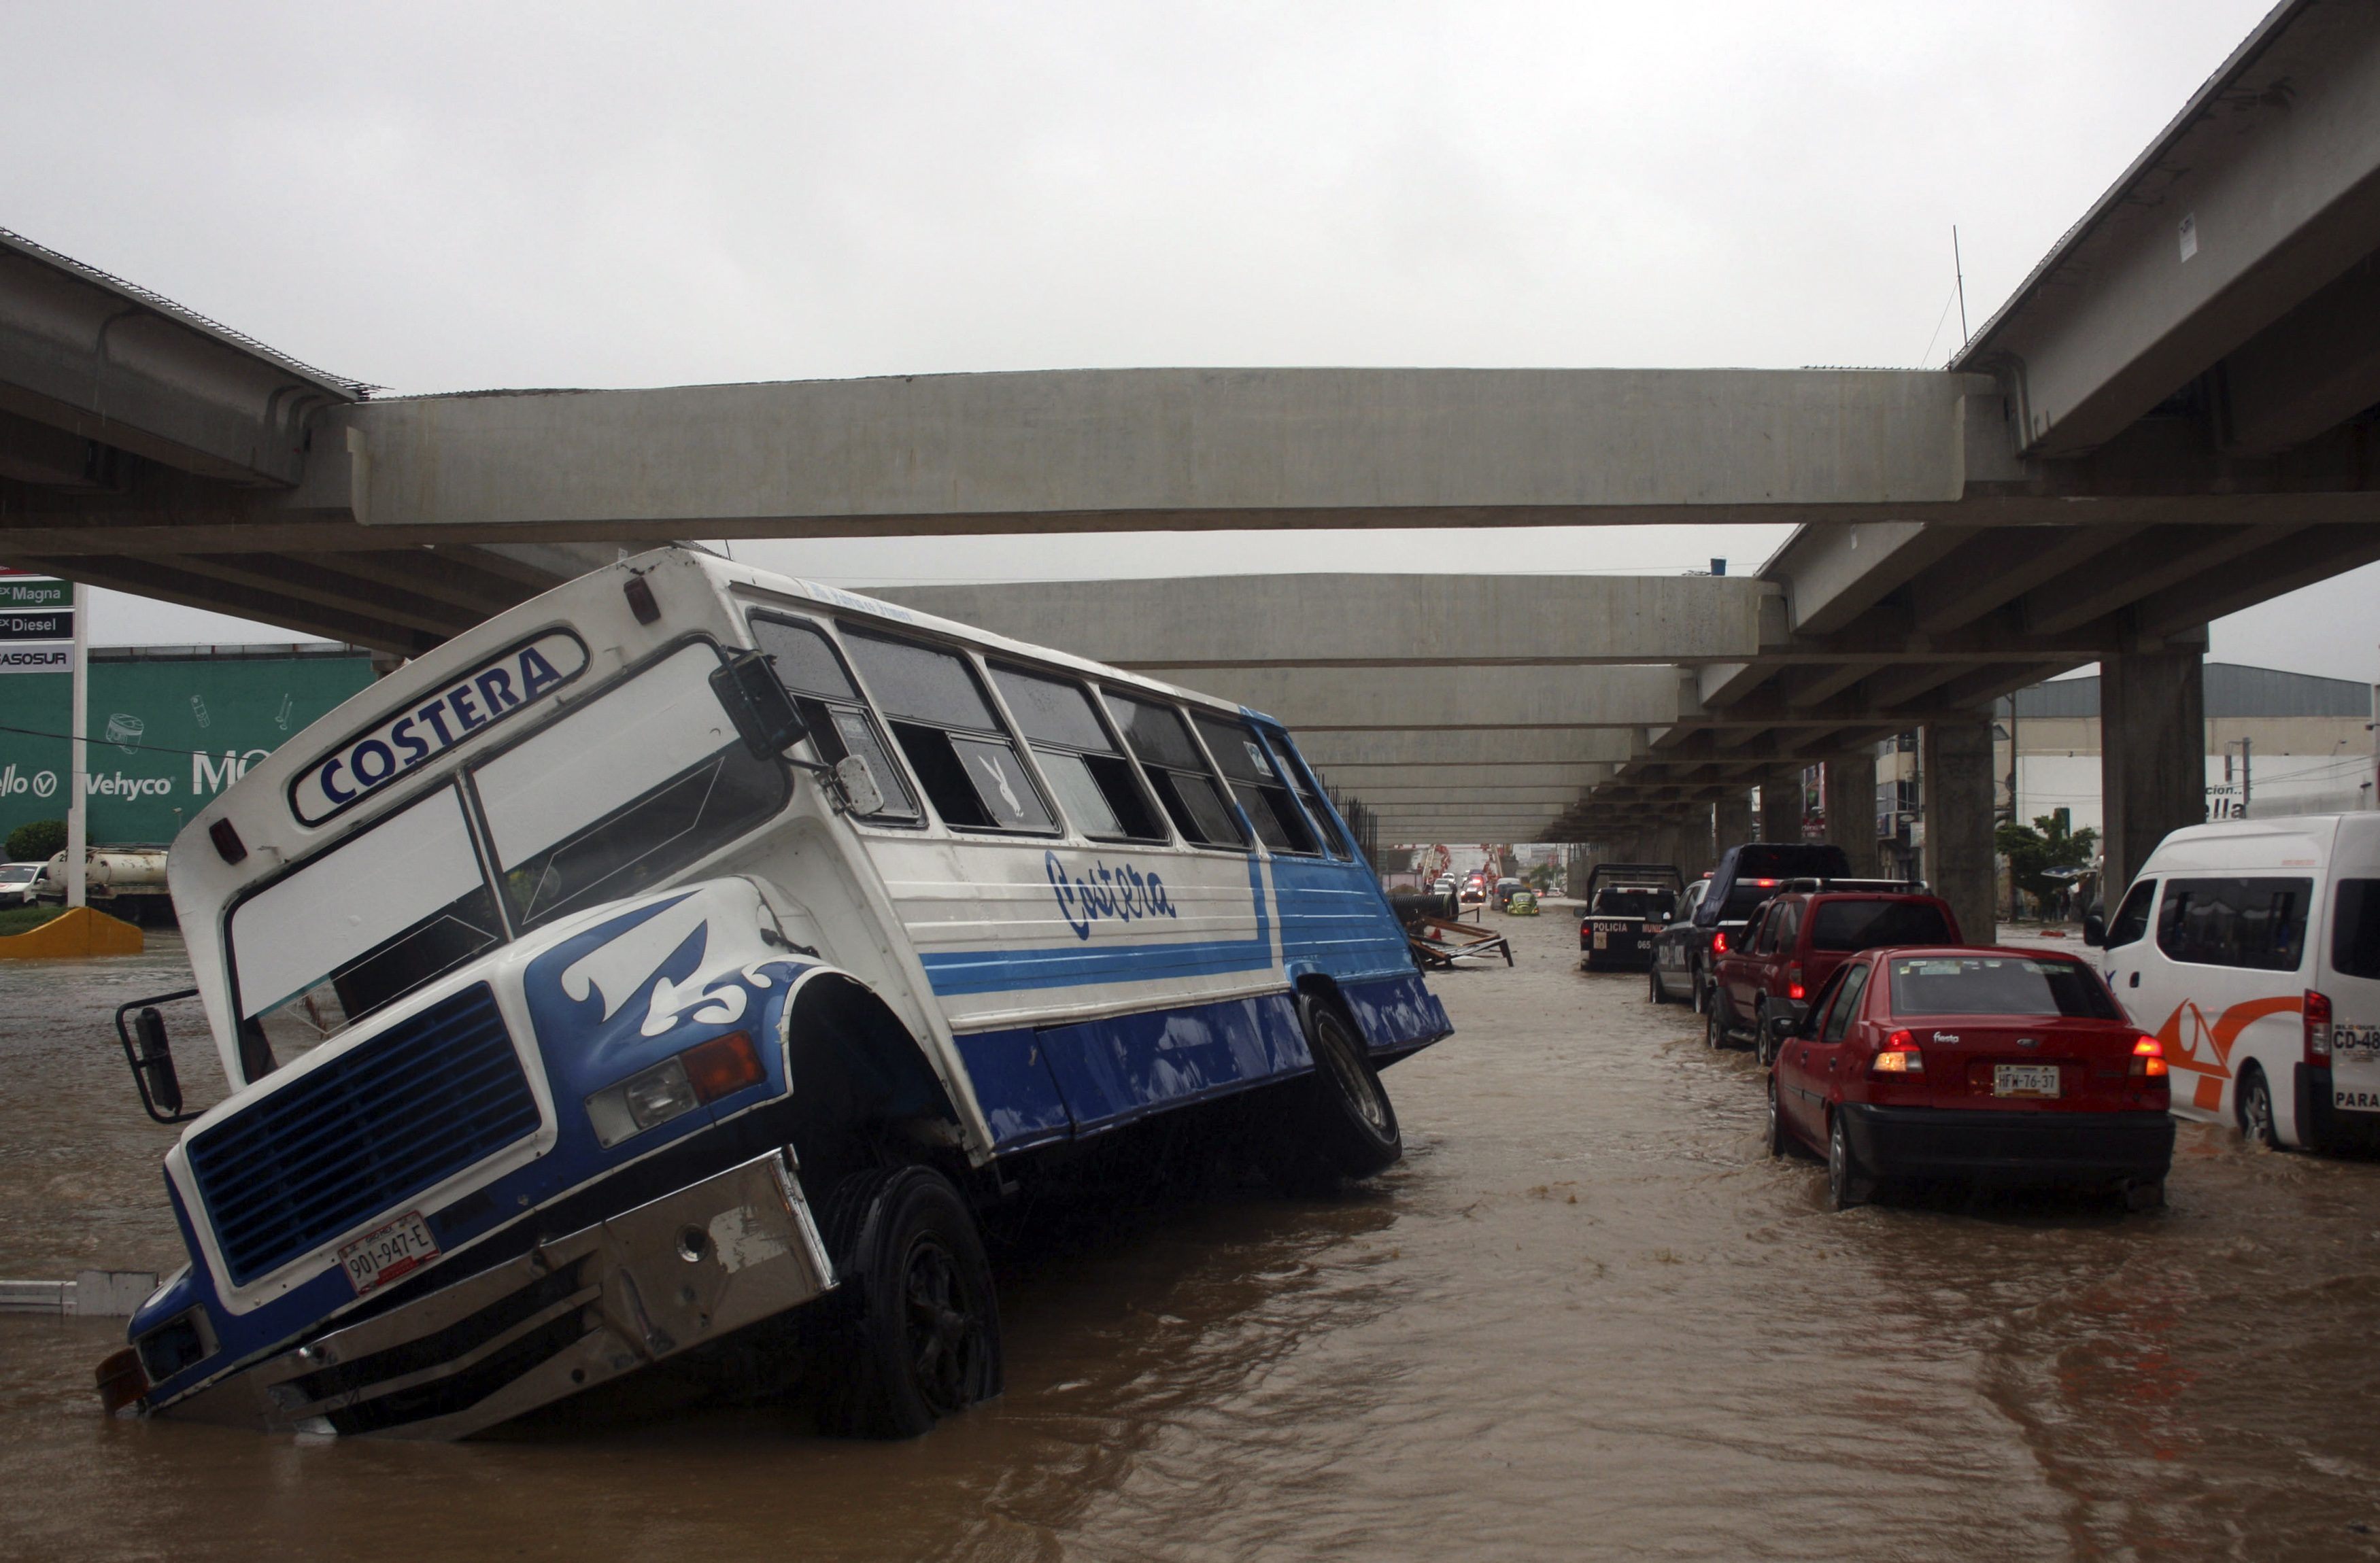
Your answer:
[817,1165,1002,1439]
[1275,993,1402,1182]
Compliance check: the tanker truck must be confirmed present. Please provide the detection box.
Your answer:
[38,847,172,924]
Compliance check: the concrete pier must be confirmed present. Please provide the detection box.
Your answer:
[1923,718,2000,947]
[2100,648,2209,899]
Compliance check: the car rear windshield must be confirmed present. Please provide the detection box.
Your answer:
[1593,889,1673,918]
[1886,955,2122,1018]
[1732,845,1850,881]
[1718,882,1780,921]
[1810,899,1953,952]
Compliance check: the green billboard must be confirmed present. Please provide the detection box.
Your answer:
[0,653,379,848]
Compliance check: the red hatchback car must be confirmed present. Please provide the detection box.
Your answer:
[1767,946,2175,1210]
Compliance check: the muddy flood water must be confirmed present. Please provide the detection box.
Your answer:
[8,912,2380,1562]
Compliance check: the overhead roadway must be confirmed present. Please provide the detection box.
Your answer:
[3,0,2379,849]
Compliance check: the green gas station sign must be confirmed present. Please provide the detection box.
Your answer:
[0,653,379,848]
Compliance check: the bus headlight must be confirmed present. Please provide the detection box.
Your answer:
[585,1031,765,1149]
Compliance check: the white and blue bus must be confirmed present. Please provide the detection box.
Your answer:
[97,547,1448,1440]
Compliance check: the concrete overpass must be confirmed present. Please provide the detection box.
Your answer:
[4,0,2379,940]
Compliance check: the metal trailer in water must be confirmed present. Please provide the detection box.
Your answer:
[98,548,1449,1441]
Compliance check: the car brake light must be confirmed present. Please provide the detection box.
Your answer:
[1873,1029,1923,1073]
[2130,1033,2168,1078]
[1750,878,1779,887]
[2306,990,2333,1064]
[1786,963,1804,1001]
[1712,931,1727,954]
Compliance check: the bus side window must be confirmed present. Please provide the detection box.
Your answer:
[1192,714,1321,855]
[1257,727,1351,861]
[989,664,1168,842]
[1102,693,1249,850]
[843,629,1057,835]
[748,615,919,821]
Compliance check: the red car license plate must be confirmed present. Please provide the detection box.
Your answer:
[1993,1064,2060,1099]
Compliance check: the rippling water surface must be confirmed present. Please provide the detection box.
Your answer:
[5,916,2380,1562]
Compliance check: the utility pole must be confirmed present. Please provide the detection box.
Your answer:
[66,580,86,910]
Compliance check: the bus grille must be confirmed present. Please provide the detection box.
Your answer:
[189,984,541,1287]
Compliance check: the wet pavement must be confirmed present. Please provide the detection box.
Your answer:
[7,914,2380,1561]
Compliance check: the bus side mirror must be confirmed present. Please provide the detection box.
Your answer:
[832,755,886,817]
[113,987,201,1124]
[711,651,807,759]
[2081,910,2105,947]
[133,1008,184,1118]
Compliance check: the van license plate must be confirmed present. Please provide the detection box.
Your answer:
[338,1211,440,1297]
[1994,1064,2060,1099]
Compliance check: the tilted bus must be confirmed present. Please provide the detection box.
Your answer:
[97,547,1449,1440]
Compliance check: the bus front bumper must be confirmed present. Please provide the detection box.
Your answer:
[150,1148,834,1441]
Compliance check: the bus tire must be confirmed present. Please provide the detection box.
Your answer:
[815,1165,1002,1439]
[1285,993,1402,1181]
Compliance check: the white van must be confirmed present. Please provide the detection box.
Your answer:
[2087,814,2380,1151]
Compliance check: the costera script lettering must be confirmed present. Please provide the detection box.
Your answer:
[1046,851,1178,941]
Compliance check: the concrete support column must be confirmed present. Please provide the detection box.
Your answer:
[1715,789,1754,859]
[1923,716,1999,946]
[1759,768,1802,843]
[1824,751,1877,874]
[2101,647,2207,904]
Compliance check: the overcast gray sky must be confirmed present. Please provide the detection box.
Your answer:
[12,0,2374,682]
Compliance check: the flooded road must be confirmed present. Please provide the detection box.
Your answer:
[7,913,2380,1561]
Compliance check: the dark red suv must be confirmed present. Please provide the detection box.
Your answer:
[1706,887,1960,1062]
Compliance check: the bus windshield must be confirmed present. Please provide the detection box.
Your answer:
[227,785,502,1071]
[473,642,787,929]
[224,641,788,1074]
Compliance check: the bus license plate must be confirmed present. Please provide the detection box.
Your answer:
[338,1211,440,1297]
[1994,1064,2060,1099]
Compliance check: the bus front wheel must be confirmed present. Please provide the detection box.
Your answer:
[816,1165,1003,1439]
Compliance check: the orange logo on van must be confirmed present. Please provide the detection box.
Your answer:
[2152,995,2304,1112]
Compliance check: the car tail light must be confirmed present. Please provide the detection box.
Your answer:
[2130,1033,2168,1078]
[1712,931,1728,954]
[1750,878,1779,887]
[1873,1029,1924,1073]
[1786,963,1805,1001]
[2306,990,2333,1064]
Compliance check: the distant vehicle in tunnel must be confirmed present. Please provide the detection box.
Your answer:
[1578,863,1680,974]
[1493,876,1524,909]
[92,547,1450,1444]
[1707,885,1958,1063]
[2087,814,2380,1156]
[1766,947,2173,1211]
[1658,842,1854,1012]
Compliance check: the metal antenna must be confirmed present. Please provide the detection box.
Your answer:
[1953,226,1969,345]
